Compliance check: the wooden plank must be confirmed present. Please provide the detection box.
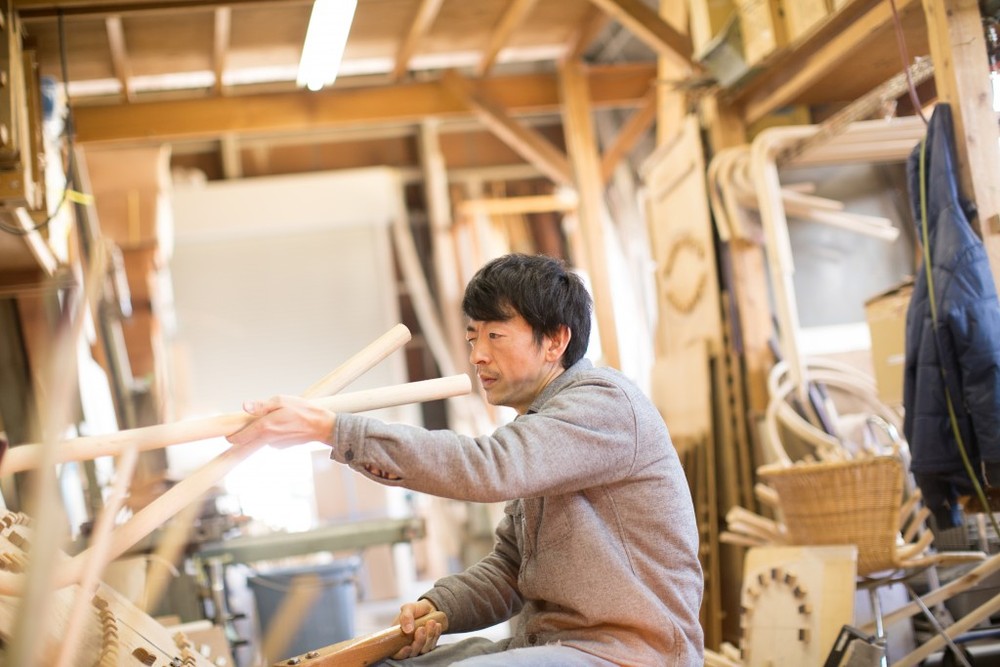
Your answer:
[587,0,696,70]
[558,60,621,370]
[565,4,610,60]
[442,69,573,186]
[212,6,229,95]
[922,0,1000,290]
[417,118,466,378]
[104,15,133,102]
[600,86,656,183]
[477,0,540,77]
[730,0,925,124]
[457,192,578,217]
[393,0,445,81]
[71,62,657,143]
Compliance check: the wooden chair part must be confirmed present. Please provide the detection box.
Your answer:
[272,611,449,666]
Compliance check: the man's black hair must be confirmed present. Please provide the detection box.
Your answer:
[461,253,592,369]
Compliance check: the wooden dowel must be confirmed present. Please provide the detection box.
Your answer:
[60,375,471,591]
[278,611,449,666]
[1,324,413,476]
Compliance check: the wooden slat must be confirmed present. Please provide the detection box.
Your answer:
[393,0,445,81]
[558,59,621,369]
[565,4,610,60]
[923,0,1000,289]
[212,6,230,95]
[104,15,133,102]
[586,0,696,70]
[457,192,578,216]
[600,86,656,183]
[71,62,657,143]
[477,0,540,77]
[729,0,924,124]
[441,69,574,186]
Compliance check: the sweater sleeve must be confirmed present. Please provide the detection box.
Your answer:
[329,377,640,502]
[420,502,524,633]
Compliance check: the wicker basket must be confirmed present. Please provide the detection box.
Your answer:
[758,456,905,576]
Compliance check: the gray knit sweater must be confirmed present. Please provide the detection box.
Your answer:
[330,359,704,666]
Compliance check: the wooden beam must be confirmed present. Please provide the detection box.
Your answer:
[566,5,611,61]
[477,0,540,77]
[558,60,620,370]
[600,86,656,183]
[15,0,304,18]
[586,0,696,71]
[457,192,578,217]
[104,15,133,102]
[731,0,922,124]
[219,132,241,179]
[72,62,656,144]
[441,69,573,186]
[922,0,1000,289]
[393,0,445,81]
[212,6,230,95]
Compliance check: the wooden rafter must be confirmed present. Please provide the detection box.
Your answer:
[558,60,620,369]
[565,4,610,61]
[219,132,241,179]
[458,192,578,216]
[600,85,656,183]
[441,69,573,186]
[71,62,656,143]
[212,6,230,95]
[104,15,133,102]
[393,0,445,81]
[477,0,540,77]
[586,0,696,70]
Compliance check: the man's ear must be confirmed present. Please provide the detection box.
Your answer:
[545,325,572,362]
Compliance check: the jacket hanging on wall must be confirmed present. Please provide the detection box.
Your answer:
[903,103,1000,525]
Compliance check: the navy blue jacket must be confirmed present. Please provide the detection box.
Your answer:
[903,103,1000,480]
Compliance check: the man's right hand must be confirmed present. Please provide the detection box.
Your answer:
[392,599,444,659]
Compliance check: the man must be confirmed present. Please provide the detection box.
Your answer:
[228,253,704,666]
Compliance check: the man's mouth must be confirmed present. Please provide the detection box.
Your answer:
[478,374,497,389]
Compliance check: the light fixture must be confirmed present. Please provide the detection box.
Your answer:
[297,0,358,92]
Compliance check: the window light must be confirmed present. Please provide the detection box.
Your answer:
[297,0,358,92]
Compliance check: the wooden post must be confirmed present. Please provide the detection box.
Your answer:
[923,0,1000,287]
[558,59,622,370]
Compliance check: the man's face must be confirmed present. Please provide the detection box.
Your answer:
[465,313,566,415]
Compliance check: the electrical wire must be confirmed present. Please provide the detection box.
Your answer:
[888,0,929,125]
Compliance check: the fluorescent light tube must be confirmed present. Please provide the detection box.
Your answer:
[297,0,358,91]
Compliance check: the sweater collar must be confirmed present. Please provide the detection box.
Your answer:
[525,358,594,414]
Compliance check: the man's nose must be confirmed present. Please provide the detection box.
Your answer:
[469,340,488,365]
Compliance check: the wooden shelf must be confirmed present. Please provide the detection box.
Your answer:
[723,0,930,124]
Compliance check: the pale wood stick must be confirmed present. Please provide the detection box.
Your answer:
[139,500,201,614]
[54,443,141,667]
[260,573,324,662]
[275,611,449,666]
[8,241,109,666]
[1,324,413,476]
[0,374,472,596]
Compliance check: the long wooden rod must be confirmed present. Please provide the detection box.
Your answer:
[0,324,412,475]
[0,373,471,596]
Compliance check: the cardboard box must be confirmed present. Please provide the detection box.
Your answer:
[864,280,913,406]
[84,145,172,193]
[94,187,175,255]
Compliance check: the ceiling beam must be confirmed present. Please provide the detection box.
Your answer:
[585,0,696,71]
[71,62,656,144]
[15,0,303,19]
[212,6,230,95]
[441,69,573,186]
[477,0,540,77]
[600,85,656,183]
[104,15,133,102]
[565,5,611,61]
[393,0,445,81]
